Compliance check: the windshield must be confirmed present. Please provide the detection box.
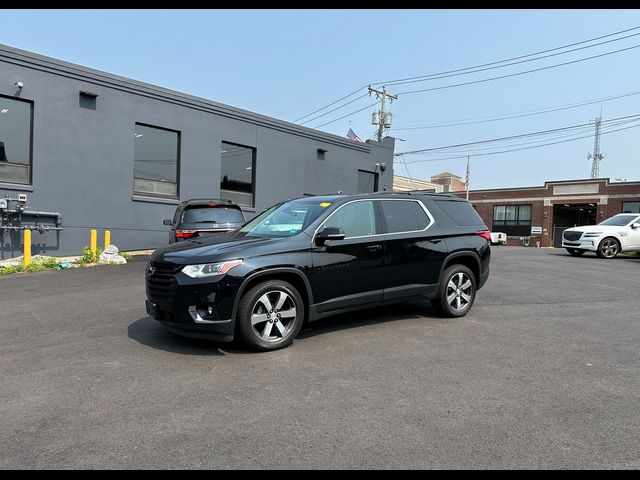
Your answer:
[598,214,640,227]
[237,199,331,237]
[182,206,244,224]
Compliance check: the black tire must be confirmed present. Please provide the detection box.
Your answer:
[431,264,477,318]
[237,279,304,352]
[566,248,586,256]
[596,237,620,259]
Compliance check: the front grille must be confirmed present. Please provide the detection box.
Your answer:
[146,261,181,303]
[563,230,583,242]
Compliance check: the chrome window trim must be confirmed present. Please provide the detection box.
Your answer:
[312,198,435,241]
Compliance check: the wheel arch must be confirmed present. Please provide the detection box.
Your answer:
[439,251,482,286]
[231,268,313,321]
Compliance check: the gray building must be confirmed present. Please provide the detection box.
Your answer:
[0,44,394,258]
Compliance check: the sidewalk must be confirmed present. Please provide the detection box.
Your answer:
[0,249,154,267]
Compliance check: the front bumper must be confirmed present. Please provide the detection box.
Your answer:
[145,263,244,342]
[562,239,598,251]
[145,299,235,342]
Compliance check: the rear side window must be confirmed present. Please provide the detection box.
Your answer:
[435,200,484,226]
[380,200,430,233]
[181,206,245,224]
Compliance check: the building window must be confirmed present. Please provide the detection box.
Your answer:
[493,204,532,236]
[133,123,180,197]
[622,201,640,213]
[220,142,255,207]
[357,169,378,193]
[317,148,327,160]
[0,95,32,185]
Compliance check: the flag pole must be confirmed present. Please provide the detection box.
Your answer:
[465,156,470,200]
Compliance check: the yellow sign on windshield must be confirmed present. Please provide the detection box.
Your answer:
[319,202,331,207]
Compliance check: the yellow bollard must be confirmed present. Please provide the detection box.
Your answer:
[90,229,97,255]
[104,230,111,250]
[23,229,32,266]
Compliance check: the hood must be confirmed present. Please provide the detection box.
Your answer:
[151,232,308,265]
[565,224,622,233]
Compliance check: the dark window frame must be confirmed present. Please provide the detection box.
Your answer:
[220,140,256,208]
[133,122,181,199]
[0,94,34,186]
[357,169,379,193]
[492,204,532,227]
[621,201,640,214]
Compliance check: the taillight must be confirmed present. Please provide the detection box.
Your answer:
[176,230,198,239]
[476,230,491,242]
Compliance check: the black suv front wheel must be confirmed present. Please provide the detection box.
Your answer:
[432,264,476,317]
[237,279,304,351]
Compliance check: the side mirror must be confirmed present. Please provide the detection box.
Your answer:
[632,223,640,229]
[316,227,346,245]
[163,219,172,226]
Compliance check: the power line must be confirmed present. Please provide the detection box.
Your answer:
[398,43,640,96]
[396,114,640,155]
[405,118,639,156]
[311,99,380,129]
[403,122,640,164]
[298,92,370,126]
[390,89,640,131]
[291,26,640,129]
[292,86,367,123]
[378,29,640,88]
[372,26,640,87]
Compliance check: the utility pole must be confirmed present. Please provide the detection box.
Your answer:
[465,156,470,200]
[369,86,398,142]
[588,115,605,179]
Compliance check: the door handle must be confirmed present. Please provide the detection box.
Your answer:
[366,244,383,252]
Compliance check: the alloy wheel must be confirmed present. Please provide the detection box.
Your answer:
[250,290,298,343]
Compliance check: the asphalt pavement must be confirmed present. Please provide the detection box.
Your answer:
[1,248,639,469]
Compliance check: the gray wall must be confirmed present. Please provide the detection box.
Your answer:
[0,45,394,258]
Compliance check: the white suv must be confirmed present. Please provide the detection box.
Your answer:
[562,213,640,258]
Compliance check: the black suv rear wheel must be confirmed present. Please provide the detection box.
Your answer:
[237,279,304,351]
[431,264,476,317]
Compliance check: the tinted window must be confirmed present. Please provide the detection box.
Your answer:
[436,200,484,226]
[0,95,32,185]
[324,201,376,238]
[134,123,179,197]
[381,200,429,233]
[220,142,254,207]
[182,206,244,224]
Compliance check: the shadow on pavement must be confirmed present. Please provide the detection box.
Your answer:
[128,301,440,353]
[128,316,239,355]
[297,300,440,340]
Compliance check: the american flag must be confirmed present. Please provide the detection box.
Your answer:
[346,128,363,142]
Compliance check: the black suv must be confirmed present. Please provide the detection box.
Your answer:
[164,199,245,243]
[146,193,491,351]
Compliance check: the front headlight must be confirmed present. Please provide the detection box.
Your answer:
[182,259,243,278]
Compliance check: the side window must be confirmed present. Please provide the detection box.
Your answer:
[381,200,429,233]
[324,201,376,238]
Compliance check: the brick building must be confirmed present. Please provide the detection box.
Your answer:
[453,178,640,247]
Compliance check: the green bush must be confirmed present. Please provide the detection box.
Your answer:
[78,246,103,265]
[120,251,132,261]
[0,256,60,276]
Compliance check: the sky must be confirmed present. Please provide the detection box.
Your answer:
[1,9,640,190]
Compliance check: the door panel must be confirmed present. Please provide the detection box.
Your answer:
[379,200,448,300]
[309,200,385,312]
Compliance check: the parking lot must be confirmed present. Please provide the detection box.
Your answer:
[1,247,639,469]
